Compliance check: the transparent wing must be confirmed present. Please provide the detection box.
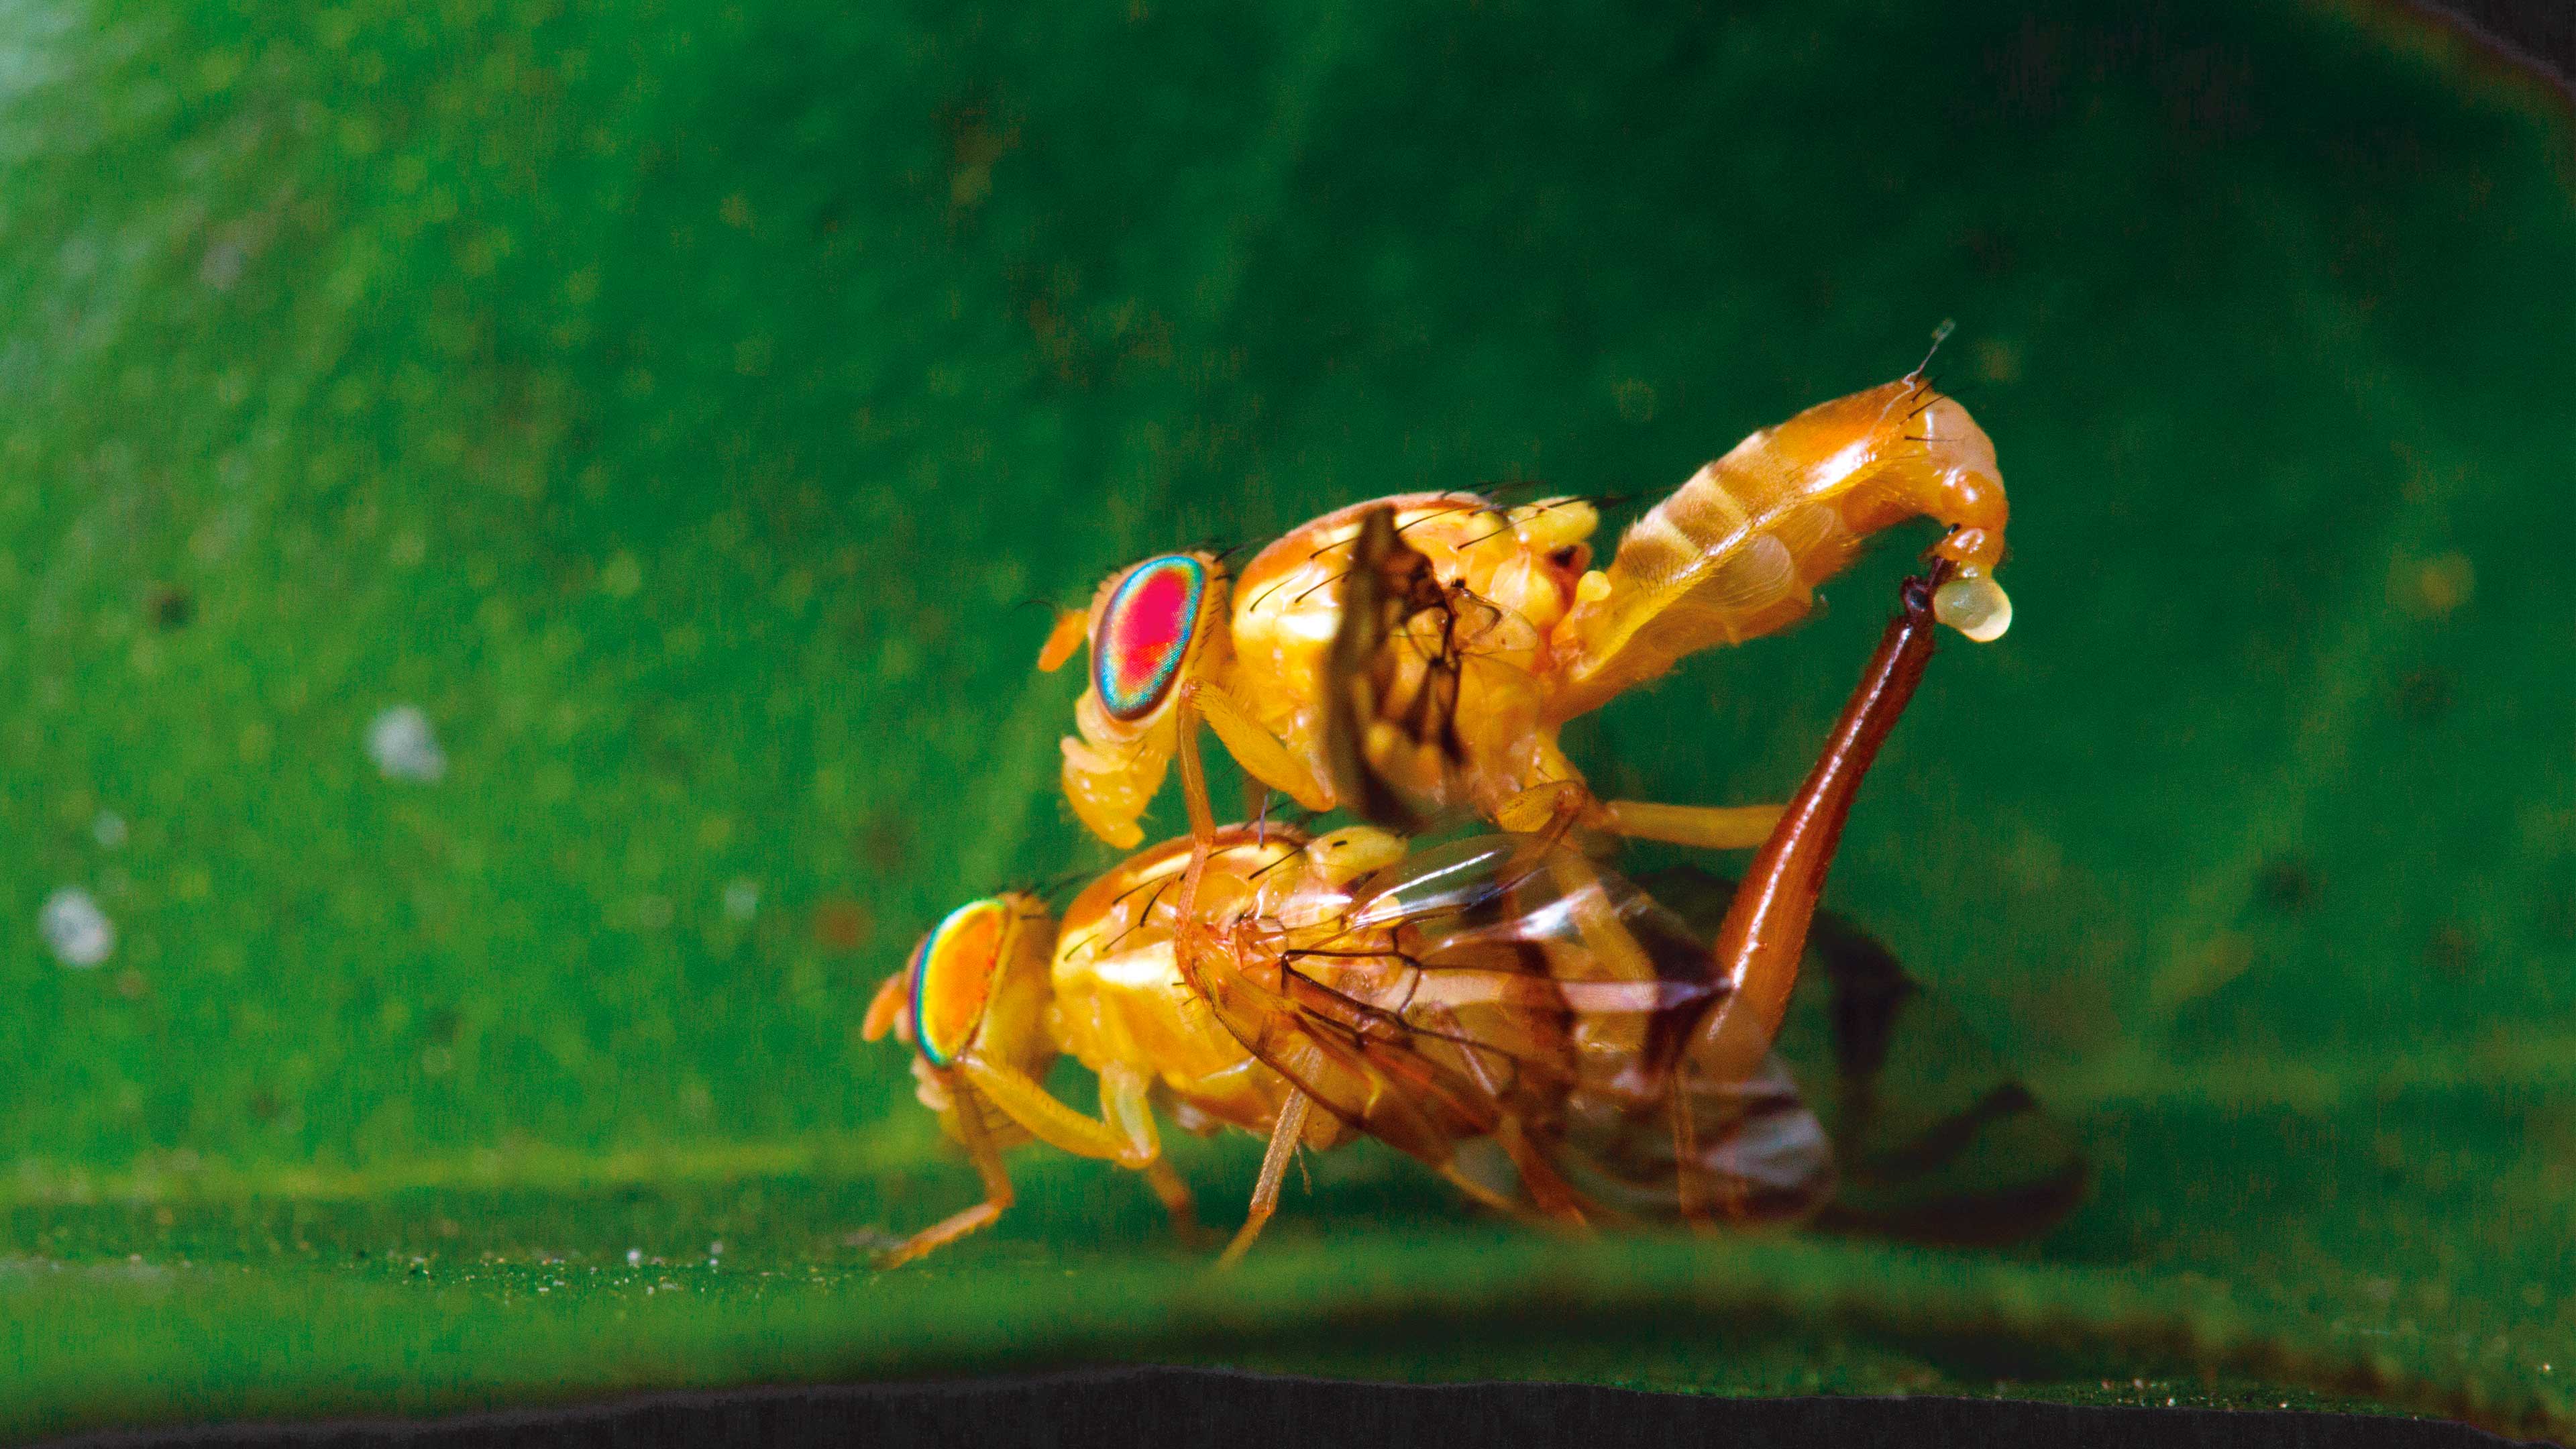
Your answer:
[1640,864,2089,1244]
[1183,833,1833,1226]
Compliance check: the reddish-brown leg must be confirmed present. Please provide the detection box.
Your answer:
[1688,566,1949,1094]
[1217,1087,1311,1270]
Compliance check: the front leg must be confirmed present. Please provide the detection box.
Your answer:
[958,1056,1157,1167]
[1190,680,1337,813]
[877,1075,1016,1268]
[958,1056,1205,1247]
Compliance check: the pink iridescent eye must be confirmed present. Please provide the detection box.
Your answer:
[1093,555,1207,721]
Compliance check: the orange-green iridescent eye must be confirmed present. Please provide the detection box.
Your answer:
[1093,554,1207,721]
[910,898,1009,1067]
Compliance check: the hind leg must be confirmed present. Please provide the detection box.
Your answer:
[1496,776,1784,855]
[1597,800,1786,850]
[1217,1089,1312,1270]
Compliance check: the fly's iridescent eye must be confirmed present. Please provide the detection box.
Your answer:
[910,898,1009,1067]
[1093,554,1207,722]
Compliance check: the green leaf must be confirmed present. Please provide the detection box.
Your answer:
[0,0,2567,1437]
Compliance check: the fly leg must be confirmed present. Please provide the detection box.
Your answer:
[876,1075,1016,1268]
[1102,1062,1208,1247]
[1164,685,1313,1267]
[1173,684,1222,847]
[1492,1116,1591,1226]
[1493,779,1594,833]
[1411,1000,1593,1226]
[956,1057,1207,1248]
[1192,680,1337,814]
[1688,565,1949,1095]
[1596,800,1788,851]
[1142,1157,1208,1248]
[1496,780,1786,853]
[1218,1087,1312,1270]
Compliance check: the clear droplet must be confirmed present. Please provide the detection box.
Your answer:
[722,878,760,921]
[1933,576,2013,642]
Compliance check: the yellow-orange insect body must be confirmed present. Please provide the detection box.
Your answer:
[863,828,1359,1266]
[869,563,1957,1267]
[1548,377,2010,718]
[866,820,1833,1267]
[1045,828,1363,1148]
[1044,374,2011,848]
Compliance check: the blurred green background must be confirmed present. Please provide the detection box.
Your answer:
[1,0,2569,1438]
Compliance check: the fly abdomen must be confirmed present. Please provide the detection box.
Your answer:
[1548,377,2012,721]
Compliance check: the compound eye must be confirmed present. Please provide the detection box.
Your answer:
[911,898,1010,1067]
[1093,554,1208,721]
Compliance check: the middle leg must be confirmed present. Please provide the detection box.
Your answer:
[1495,780,1786,853]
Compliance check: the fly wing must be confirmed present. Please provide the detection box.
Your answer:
[1545,1051,1836,1227]
[1189,833,1833,1224]
[1321,508,1550,835]
[1639,865,2090,1244]
[1176,898,1519,1171]
[1322,506,1466,835]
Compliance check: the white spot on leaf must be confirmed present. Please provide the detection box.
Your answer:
[40,888,114,967]
[368,705,447,783]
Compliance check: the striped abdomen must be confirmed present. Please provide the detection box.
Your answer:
[1546,377,2006,721]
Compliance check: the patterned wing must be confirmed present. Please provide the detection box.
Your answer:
[1179,833,1834,1225]
[1640,865,2090,1244]
[1320,508,1550,833]
[1321,506,1471,834]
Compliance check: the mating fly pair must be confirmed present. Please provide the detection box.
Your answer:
[862,371,2070,1266]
